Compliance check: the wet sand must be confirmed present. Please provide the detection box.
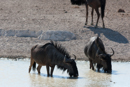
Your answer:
[0,58,130,87]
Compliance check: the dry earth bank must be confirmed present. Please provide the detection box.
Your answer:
[0,0,130,61]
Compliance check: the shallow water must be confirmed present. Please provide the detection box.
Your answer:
[0,58,130,87]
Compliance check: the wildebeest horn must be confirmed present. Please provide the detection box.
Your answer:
[96,49,105,58]
[109,48,114,57]
[73,54,76,60]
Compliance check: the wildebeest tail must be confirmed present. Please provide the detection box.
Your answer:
[71,0,86,5]
[33,61,36,71]
[31,45,37,71]
[100,0,106,18]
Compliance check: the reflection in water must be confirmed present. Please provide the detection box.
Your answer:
[0,58,130,87]
[85,71,112,87]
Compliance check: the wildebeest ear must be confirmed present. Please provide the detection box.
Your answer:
[99,54,106,60]
[64,58,73,63]
[63,56,73,63]
[99,54,106,57]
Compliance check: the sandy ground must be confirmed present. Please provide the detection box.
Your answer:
[0,0,130,61]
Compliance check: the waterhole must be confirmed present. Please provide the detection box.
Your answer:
[0,58,130,87]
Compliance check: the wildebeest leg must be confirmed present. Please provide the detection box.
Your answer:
[28,57,35,73]
[37,65,42,74]
[101,0,106,28]
[95,8,100,28]
[97,64,101,72]
[91,8,94,25]
[46,65,50,77]
[85,3,88,25]
[101,14,105,28]
[90,60,94,70]
[104,69,107,73]
[50,65,55,77]
[89,60,92,69]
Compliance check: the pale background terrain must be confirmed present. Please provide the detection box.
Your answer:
[0,0,129,61]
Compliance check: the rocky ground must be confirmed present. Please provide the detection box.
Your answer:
[0,0,130,61]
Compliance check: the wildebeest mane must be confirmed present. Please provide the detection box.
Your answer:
[50,41,71,59]
[50,41,71,72]
[95,37,107,54]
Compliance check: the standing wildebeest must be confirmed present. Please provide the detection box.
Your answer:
[29,41,78,77]
[84,36,114,73]
[70,0,106,28]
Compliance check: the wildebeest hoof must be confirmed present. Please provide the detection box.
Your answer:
[74,74,78,77]
[85,23,87,25]
[69,75,72,77]
[95,26,97,28]
[97,70,100,72]
[47,74,50,77]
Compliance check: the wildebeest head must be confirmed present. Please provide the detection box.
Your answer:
[70,0,86,5]
[63,55,79,77]
[96,48,114,73]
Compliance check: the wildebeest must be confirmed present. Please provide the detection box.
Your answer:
[29,41,78,77]
[70,0,106,28]
[84,36,114,73]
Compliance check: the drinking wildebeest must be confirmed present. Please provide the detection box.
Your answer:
[70,0,106,28]
[29,41,78,77]
[84,36,114,73]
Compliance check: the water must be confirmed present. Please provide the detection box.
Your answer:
[0,58,130,87]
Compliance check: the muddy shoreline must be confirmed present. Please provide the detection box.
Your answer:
[0,56,130,62]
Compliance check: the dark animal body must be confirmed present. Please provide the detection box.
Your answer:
[70,0,106,28]
[29,41,78,77]
[84,36,114,73]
